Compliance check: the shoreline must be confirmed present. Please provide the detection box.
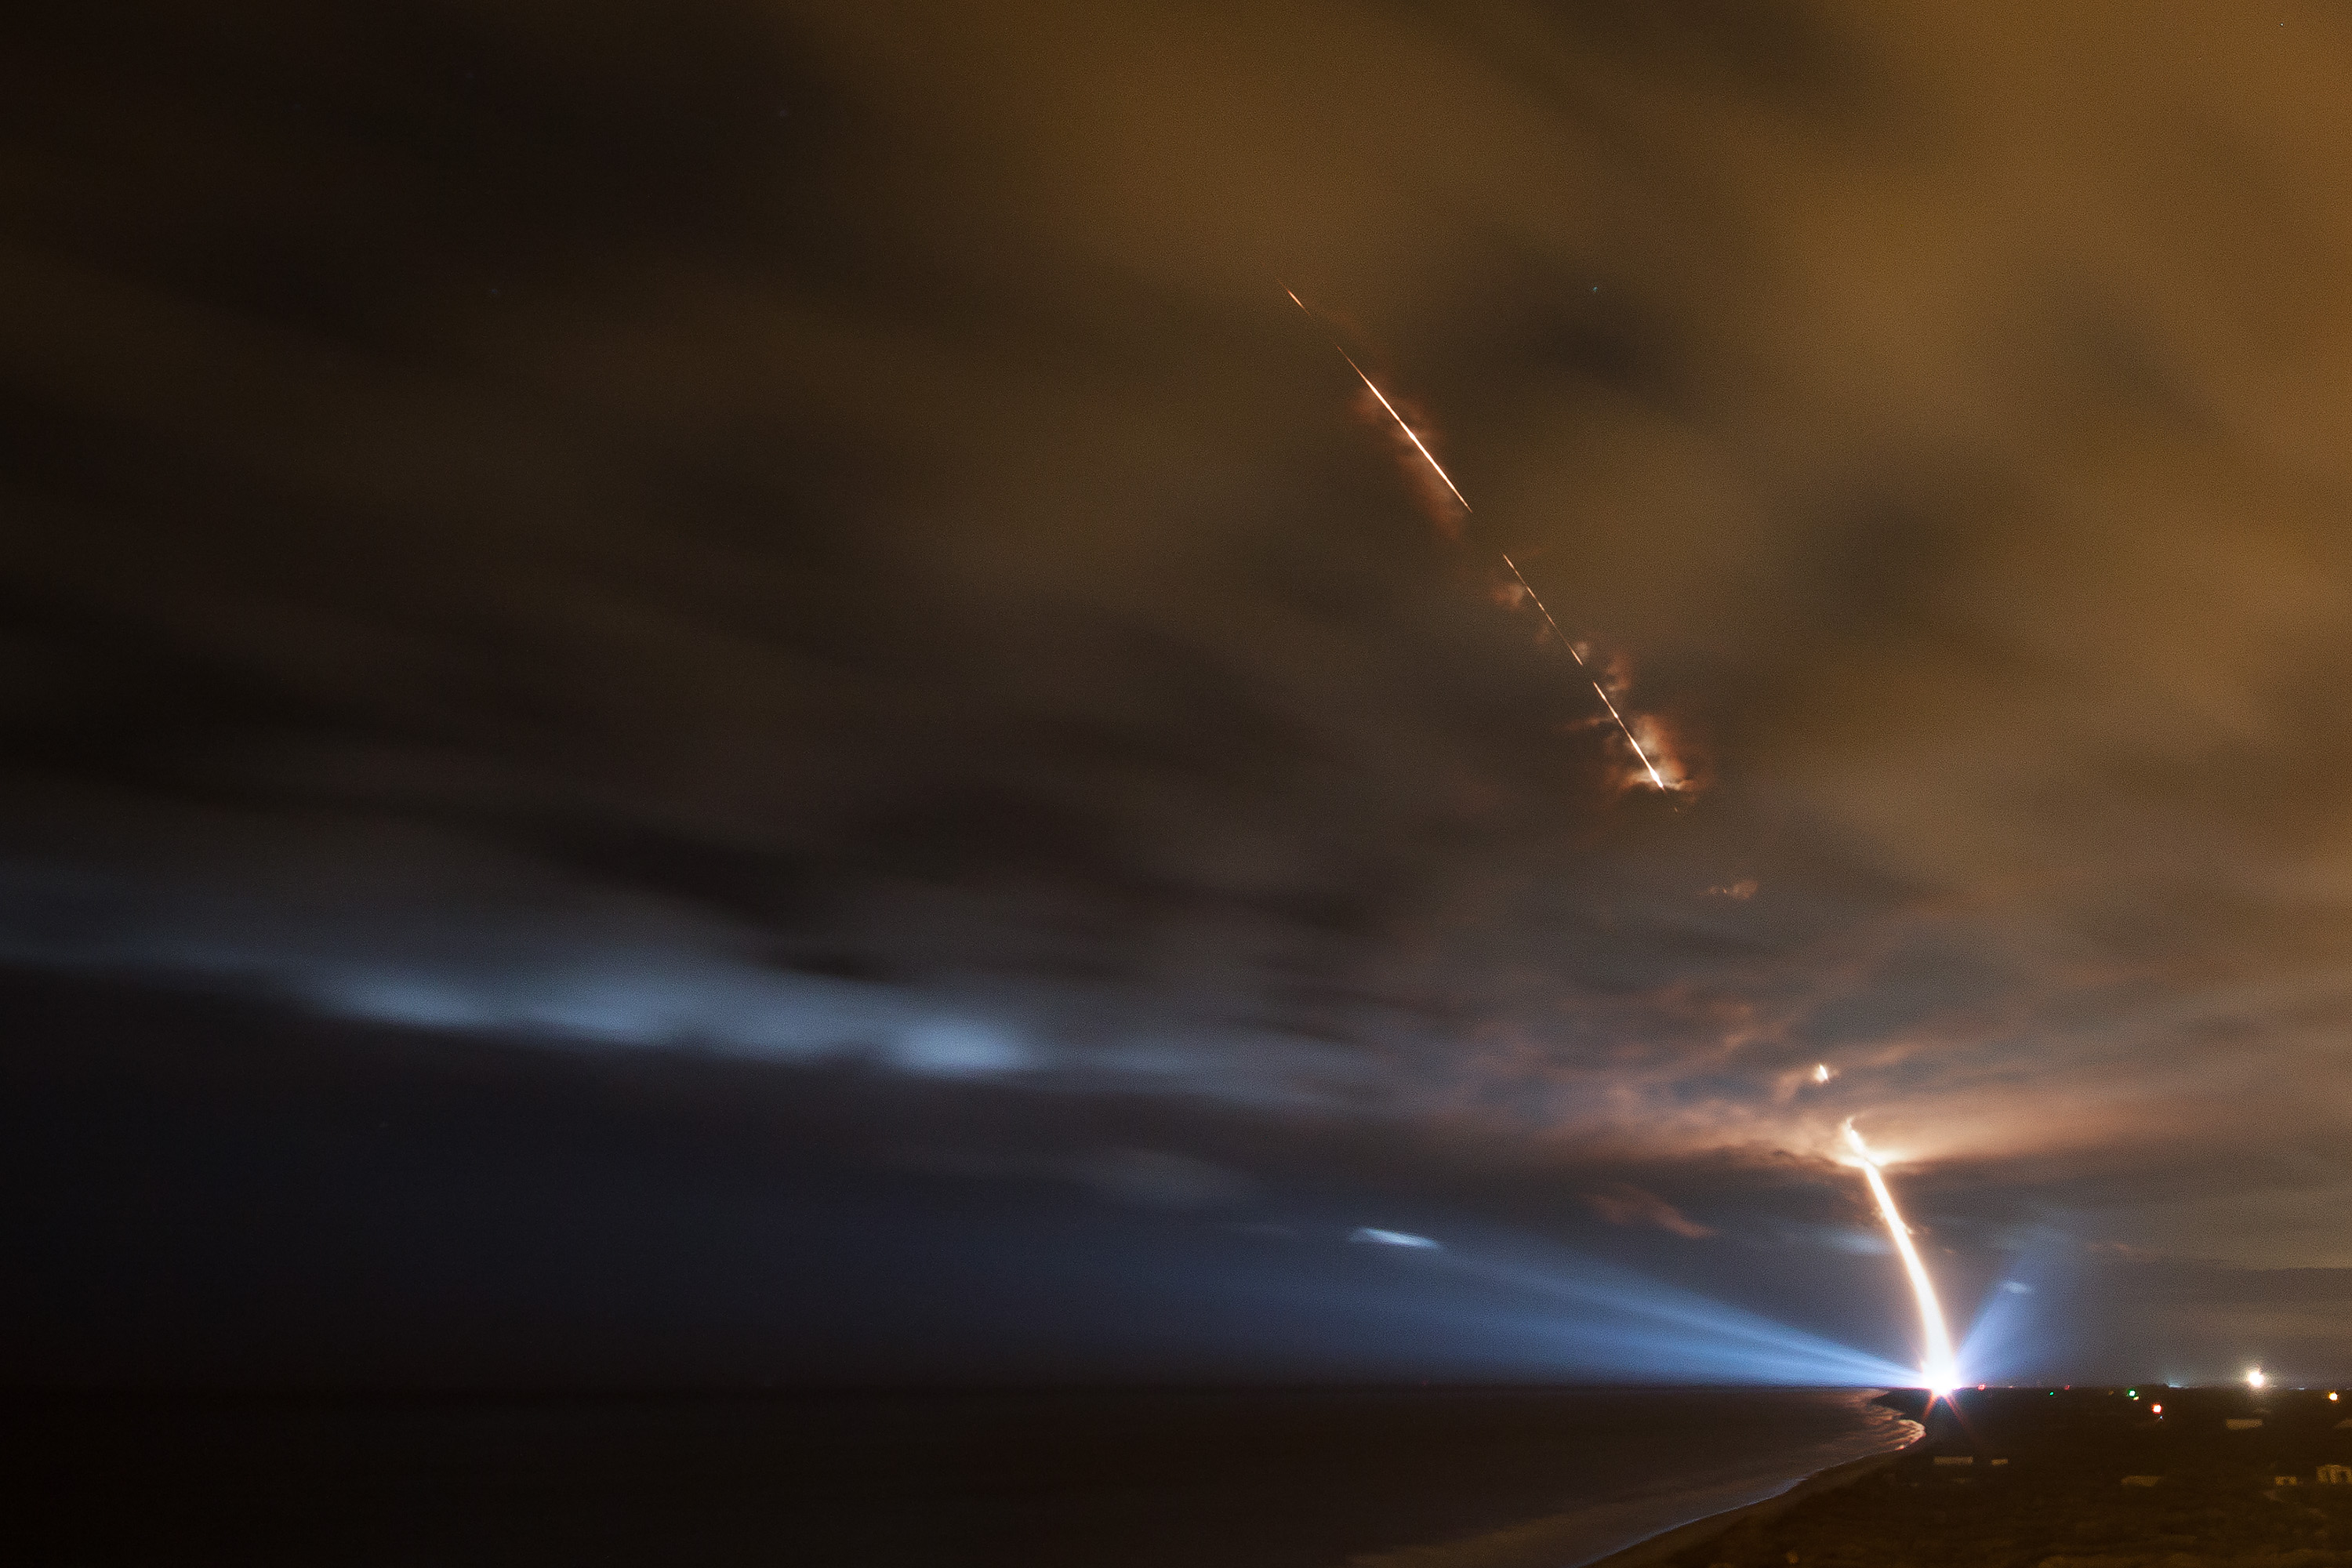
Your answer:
[1349,1399,1923,1568]
[1570,1443,1918,1568]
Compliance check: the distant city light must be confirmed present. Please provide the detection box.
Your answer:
[2152,1403,2163,1415]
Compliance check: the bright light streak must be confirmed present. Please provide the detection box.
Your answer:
[1334,348,1472,514]
[1443,1235,1922,1385]
[1284,287,1469,513]
[1814,1063,1831,1083]
[2249,1368,2267,1390]
[1284,288,1671,793]
[1501,554,1671,792]
[1845,1122,1958,1392]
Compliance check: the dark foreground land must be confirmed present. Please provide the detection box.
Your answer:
[0,1385,1886,1567]
[1657,1387,2352,1568]
[9,1384,2343,1566]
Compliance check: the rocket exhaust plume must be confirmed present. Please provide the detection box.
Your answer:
[1285,287,1673,791]
[1845,1121,1958,1393]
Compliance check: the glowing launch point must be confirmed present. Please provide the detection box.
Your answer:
[2248,1369,2267,1390]
[1844,1121,1960,1395]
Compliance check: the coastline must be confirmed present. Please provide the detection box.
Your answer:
[1566,1443,1915,1568]
[1349,1396,1924,1568]
[0,1384,1928,1566]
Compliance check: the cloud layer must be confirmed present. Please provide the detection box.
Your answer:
[6,1,2352,1379]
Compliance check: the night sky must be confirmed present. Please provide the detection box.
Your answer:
[6,2,2351,1389]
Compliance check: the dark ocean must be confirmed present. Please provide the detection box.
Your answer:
[0,1386,1920,1566]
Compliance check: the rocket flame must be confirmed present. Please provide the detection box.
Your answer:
[1845,1121,1959,1394]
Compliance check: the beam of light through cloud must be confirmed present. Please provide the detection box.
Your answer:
[1955,1267,2054,1386]
[1200,1216,1930,1385]
[1399,1227,1925,1385]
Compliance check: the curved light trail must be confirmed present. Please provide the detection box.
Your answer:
[1845,1121,1958,1393]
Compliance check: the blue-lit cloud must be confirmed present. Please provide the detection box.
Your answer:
[1351,1227,1443,1250]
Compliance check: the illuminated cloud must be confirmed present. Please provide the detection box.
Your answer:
[1350,1228,1443,1250]
[1350,377,1468,538]
[5,0,2352,1355]
[1583,1183,1719,1240]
